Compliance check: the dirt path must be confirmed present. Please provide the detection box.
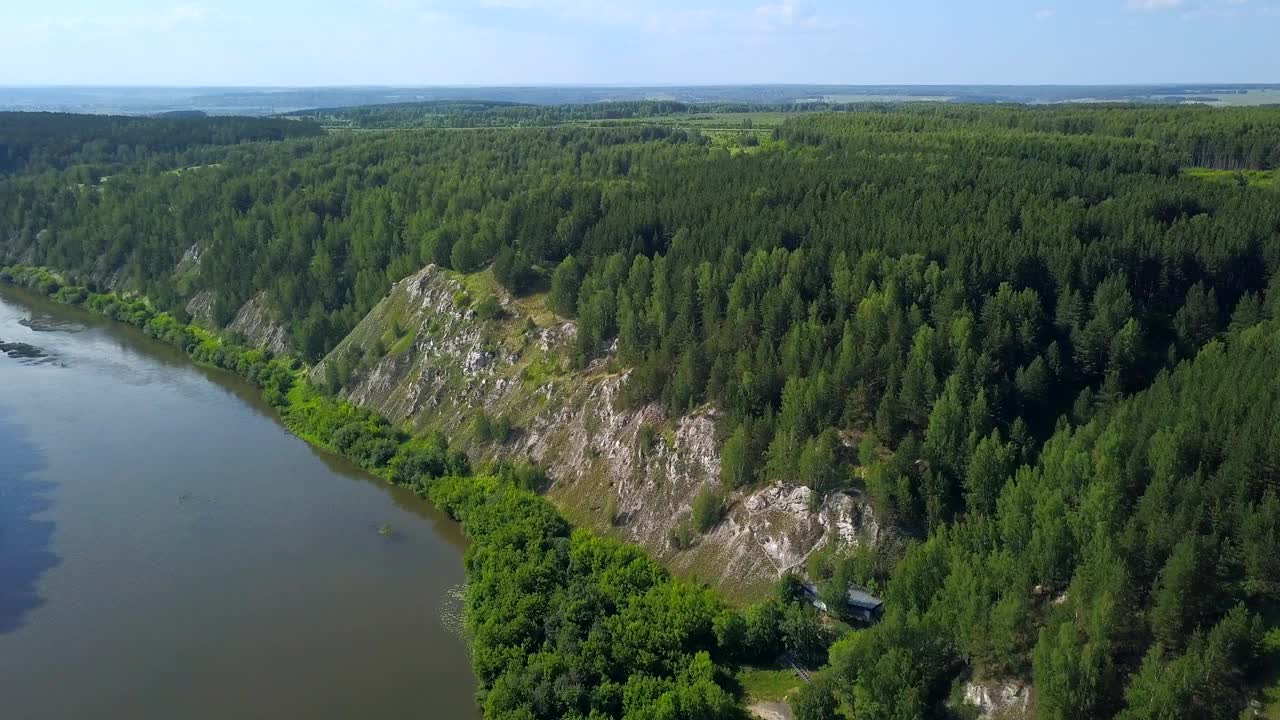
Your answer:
[749,701,796,720]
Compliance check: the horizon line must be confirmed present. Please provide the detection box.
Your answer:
[3,82,1280,90]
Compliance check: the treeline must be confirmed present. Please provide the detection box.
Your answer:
[1,263,837,720]
[779,104,1280,169]
[290,99,828,129]
[0,111,322,176]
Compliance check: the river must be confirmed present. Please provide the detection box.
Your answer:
[0,285,479,719]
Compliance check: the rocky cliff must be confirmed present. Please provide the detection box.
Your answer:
[227,292,290,356]
[312,265,882,597]
[960,679,1032,720]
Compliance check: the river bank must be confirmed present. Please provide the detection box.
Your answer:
[1,264,805,720]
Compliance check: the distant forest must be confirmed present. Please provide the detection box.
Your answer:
[2,101,1280,720]
[4,83,1280,115]
[286,99,821,129]
[0,112,321,176]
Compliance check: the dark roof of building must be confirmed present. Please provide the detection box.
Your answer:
[800,582,884,610]
[846,588,883,610]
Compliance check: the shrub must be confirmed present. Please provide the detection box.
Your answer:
[692,486,725,533]
[669,522,695,550]
[474,294,503,320]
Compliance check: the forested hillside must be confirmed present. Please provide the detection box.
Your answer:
[796,314,1280,718]
[0,112,322,177]
[2,103,1280,719]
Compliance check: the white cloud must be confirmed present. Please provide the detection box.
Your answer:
[1034,8,1057,20]
[1178,0,1262,19]
[476,0,634,25]
[1127,0,1182,10]
[753,0,843,31]
[31,4,209,36]
[403,0,849,37]
[755,0,800,23]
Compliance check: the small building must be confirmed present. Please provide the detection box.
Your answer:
[802,582,885,623]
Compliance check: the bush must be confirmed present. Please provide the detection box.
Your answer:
[636,423,658,455]
[474,294,503,320]
[692,485,725,533]
[720,424,753,489]
[326,417,401,469]
[782,602,830,666]
[388,432,469,486]
[744,600,785,661]
[618,361,664,409]
[496,460,547,492]
[776,573,807,605]
[470,410,513,444]
[713,609,748,661]
[469,411,494,442]
[54,286,88,304]
[669,522,695,550]
[792,675,839,720]
[492,414,513,443]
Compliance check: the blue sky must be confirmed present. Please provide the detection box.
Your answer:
[3,0,1278,86]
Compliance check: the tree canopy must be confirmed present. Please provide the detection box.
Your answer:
[4,101,1280,719]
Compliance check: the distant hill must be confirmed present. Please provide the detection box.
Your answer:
[3,84,1279,116]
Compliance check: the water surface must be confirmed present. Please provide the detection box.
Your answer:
[0,286,478,719]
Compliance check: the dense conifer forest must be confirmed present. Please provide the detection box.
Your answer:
[2,102,1279,719]
[0,112,321,176]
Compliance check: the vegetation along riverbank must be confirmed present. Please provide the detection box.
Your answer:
[0,263,832,720]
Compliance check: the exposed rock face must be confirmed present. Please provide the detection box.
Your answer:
[185,290,216,326]
[741,485,881,574]
[962,679,1032,720]
[183,289,290,355]
[326,265,515,423]
[175,243,201,276]
[316,265,882,596]
[227,292,290,356]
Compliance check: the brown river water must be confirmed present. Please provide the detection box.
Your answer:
[0,285,479,719]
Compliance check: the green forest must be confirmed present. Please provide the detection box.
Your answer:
[2,102,1280,719]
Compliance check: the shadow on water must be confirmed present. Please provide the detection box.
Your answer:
[305,443,471,553]
[0,406,59,635]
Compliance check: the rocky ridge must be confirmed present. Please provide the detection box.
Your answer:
[313,265,882,596]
